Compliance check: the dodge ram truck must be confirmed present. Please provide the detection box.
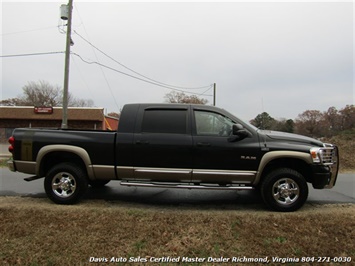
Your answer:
[7,103,339,211]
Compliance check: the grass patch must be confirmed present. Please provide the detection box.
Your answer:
[0,197,354,265]
[0,158,9,167]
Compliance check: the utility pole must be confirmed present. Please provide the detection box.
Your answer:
[61,0,73,129]
[213,83,216,106]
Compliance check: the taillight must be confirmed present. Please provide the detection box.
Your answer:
[8,136,15,154]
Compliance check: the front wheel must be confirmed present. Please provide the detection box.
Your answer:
[44,163,88,204]
[261,168,308,212]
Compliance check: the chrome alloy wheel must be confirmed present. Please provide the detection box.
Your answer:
[272,178,300,205]
[51,172,77,198]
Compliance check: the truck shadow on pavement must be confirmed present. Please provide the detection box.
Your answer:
[83,184,266,211]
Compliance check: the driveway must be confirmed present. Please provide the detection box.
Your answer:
[0,168,354,207]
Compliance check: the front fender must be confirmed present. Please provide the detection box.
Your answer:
[254,151,312,185]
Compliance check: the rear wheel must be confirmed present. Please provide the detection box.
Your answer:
[44,163,88,204]
[261,168,308,212]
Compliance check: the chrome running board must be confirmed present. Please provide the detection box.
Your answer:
[120,181,254,191]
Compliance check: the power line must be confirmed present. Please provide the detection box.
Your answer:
[0,51,65,58]
[0,50,213,97]
[197,86,213,97]
[71,52,213,96]
[72,6,120,111]
[73,30,212,91]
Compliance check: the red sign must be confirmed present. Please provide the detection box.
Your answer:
[34,106,53,114]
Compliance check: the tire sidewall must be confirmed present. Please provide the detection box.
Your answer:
[44,163,88,204]
[261,168,308,212]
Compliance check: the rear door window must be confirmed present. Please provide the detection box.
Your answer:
[142,109,187,134]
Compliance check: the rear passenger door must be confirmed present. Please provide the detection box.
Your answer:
[133,105,193,182]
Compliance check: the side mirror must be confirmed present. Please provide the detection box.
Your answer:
[232,124,244,135]
[228,124,250,142]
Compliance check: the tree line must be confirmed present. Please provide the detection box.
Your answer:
[250,105,355,138]
[164,91,354,138]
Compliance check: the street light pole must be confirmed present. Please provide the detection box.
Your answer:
[61,0,73,129]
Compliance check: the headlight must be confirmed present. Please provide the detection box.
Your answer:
[310,147,321,163]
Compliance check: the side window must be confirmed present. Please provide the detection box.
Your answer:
[142,109,187,134]
[195,111,234,136]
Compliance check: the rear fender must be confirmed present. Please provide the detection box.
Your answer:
[36,145,95,179]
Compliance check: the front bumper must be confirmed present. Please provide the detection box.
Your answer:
[324,146,339,188]
[312,146,339,189]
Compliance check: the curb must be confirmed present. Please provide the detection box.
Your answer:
[0,154,11,160]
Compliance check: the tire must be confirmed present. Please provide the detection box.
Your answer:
[44,163,88,205]
[260,168,308,212]
[88,180,110,188]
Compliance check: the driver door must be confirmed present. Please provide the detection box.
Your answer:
[192,109,258,184]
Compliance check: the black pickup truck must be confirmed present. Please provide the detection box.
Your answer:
[8,103,339,211]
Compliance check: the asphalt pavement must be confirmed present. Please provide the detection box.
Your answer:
[0,167,354,208]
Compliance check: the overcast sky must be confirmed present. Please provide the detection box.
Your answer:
[1,0,353,121]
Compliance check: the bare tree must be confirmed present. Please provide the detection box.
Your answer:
[339,105,355,131]
[0,80,94,107]
[164,91,208,105]
[323,107,342,136]
[21,80,62,106]
[0,98,23,106]
[295,110,324,137]
[69,98,94,107]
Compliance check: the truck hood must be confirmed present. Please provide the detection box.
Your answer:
[260,130,324,147]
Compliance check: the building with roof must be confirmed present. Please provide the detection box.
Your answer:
[0,106,119,143]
